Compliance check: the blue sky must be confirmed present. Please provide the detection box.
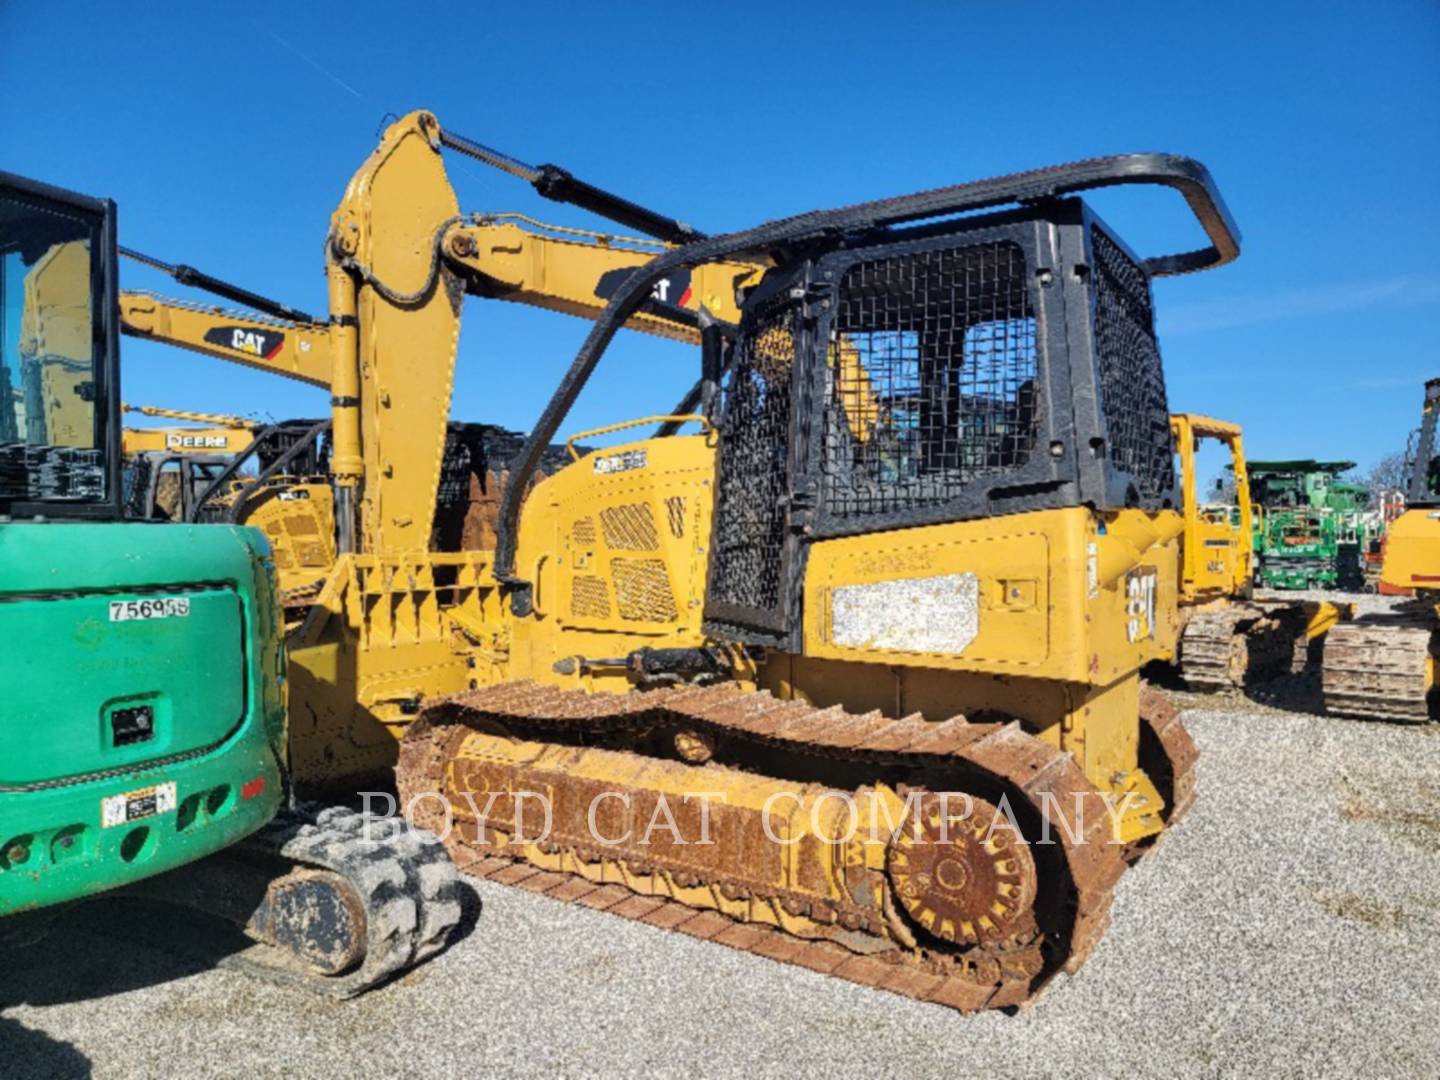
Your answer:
[3,0,1437,481]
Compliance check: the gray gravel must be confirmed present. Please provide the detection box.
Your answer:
[4,701,1439,1078]
[1253,586,1399,618]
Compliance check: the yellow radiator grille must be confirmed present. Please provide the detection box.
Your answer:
[571,574,612,619]
[600,503,660,551]
[665,496,686,539]
[612,558,678,622]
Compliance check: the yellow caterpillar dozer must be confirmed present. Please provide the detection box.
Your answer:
[1166,413,1346,690]
[119,111,1241,1011]
[1321,376,1440,721]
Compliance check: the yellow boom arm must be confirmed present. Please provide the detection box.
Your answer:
[121,402,261,456]
[117,110,872,557]
[118,292,332,386]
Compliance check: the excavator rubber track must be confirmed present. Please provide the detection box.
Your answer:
[132,803,464,997]
[397,681,1195,1013]
[1320,615,1436,723]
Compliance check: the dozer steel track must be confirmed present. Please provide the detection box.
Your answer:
[397,681,1195,1013]
[127,804,463,996]
[1177,604,1299,691]
[1321,615,1437,723]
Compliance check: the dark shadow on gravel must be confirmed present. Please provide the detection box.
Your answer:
[0,877,483,1010]
[0,1015,92,1079]
[1245,669,1324,714]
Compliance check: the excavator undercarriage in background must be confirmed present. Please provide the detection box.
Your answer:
[108,111,1244,1010]
[1322,377,1440,722]
[1166,413,1347,691]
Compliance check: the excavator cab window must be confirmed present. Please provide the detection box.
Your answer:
[0,171,119,517]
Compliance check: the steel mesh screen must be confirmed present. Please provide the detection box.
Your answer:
[822,242,1039,518]
[1090,227,1174,503]
[708,305,796,616]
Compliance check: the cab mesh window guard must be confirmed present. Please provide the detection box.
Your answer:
[821,241,1039,517]
[1091,226,1174,503]
[708,305,796,615]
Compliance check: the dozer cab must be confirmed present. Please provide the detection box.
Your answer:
[101,112,1240,1011]
[1322,377,1440,721]
[0,170,459,995]
[1165,414,1346,690]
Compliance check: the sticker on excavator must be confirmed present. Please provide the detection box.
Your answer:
[109,597,190,621]
[101,782,177,828]
[202,325,285,360]
[1125,567,1158,643]
[593,449,646,475]
[830,572,979,654]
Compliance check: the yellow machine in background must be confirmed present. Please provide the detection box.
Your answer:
[1165,414,1347,690]
[114,134,764,630]
[1322,376,1440,721]
[122,403,261,520]
[116,111,1246,1011]
[118,406,336,603]
[121,402,260,456]
[10,237,94,449]
[1173,413,1254,602]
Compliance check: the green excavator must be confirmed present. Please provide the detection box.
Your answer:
[0,169,458,994]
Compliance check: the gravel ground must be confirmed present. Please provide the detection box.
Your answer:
[4,699,1439,1079]
[1253,586,1398,618]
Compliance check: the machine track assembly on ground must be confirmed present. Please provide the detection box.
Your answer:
[1321,378,1440,723]
[126,804,462,996]
[398,682,1193,1012]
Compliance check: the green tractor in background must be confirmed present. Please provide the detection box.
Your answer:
[1246,460,1380,591]
[0,170,457,994]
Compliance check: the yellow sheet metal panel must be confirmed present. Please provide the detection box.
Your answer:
[506,433,716,687]
[1381,508,1440,592]
[802,507,1180,686]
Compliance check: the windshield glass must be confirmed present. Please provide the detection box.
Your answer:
[0,190,105,501]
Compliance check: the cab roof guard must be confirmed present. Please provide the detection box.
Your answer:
[493,153,1242,590]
